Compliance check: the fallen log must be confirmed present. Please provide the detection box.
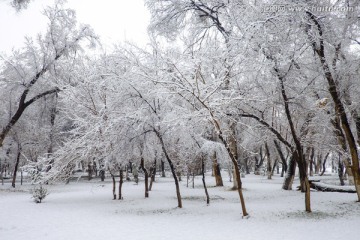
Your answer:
[309,181,356,193]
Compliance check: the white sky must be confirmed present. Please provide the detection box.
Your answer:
[0,0,150,54]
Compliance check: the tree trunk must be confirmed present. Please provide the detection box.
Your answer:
[202,158,210,205]
[11,146,21,188]
[307,12,360,201]
[212,151,223,186]
[118,169,123,200]
[320,152,330,176]
[309,148,315,177]
[155,130,182,208]
[271,158,278,176]
[283,156,296,190]
[265,142,272,179]
[111,173,116,200]
[338,154,345,186]
[149,158,156,191]
[213,120,248,217]
[140,157,149,198]
[161,160,166,177]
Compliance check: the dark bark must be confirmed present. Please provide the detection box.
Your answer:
[161,160,165,177]
[283,156,297,190]
[274,140,288,174]
[265,142,272,179]
[11,146,21,188]
[277,66,310,212]
[309,181,356,193]
[320,152,330,176]
[140,157,149,198]
[307,11,360,201]
[111,173,116,200]
[0,86,59,148]
[211,118,248,217]
[212,151,223,186]
[118,169,123,200]
[202,158,210,205]
[338,153,345,186]
[154,129,182,208]
[149,158,156,191]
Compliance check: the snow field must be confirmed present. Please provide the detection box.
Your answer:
[1,173,359,240]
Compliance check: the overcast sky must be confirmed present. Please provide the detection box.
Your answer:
[0,0,150,54]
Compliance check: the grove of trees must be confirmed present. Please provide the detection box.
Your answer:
[1,0,360,217]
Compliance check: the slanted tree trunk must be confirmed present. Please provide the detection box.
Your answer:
[213,120,248,217]
[202,158,210,205]
[140,157,149,198]
[276,65,311,212]
[154,130,182,208]
[212,151,223,186]
[271,158,278,177]
[274,140,288,176]
[307,11,360,201]
[320,152,330,176]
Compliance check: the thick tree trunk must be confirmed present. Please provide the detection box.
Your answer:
[283,156,296,190]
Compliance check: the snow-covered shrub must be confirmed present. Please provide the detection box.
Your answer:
[31,184,48,203]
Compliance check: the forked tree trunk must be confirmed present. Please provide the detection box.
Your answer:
[213,120,248,217]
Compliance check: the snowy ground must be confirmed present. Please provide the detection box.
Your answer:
[1,173,359,240]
